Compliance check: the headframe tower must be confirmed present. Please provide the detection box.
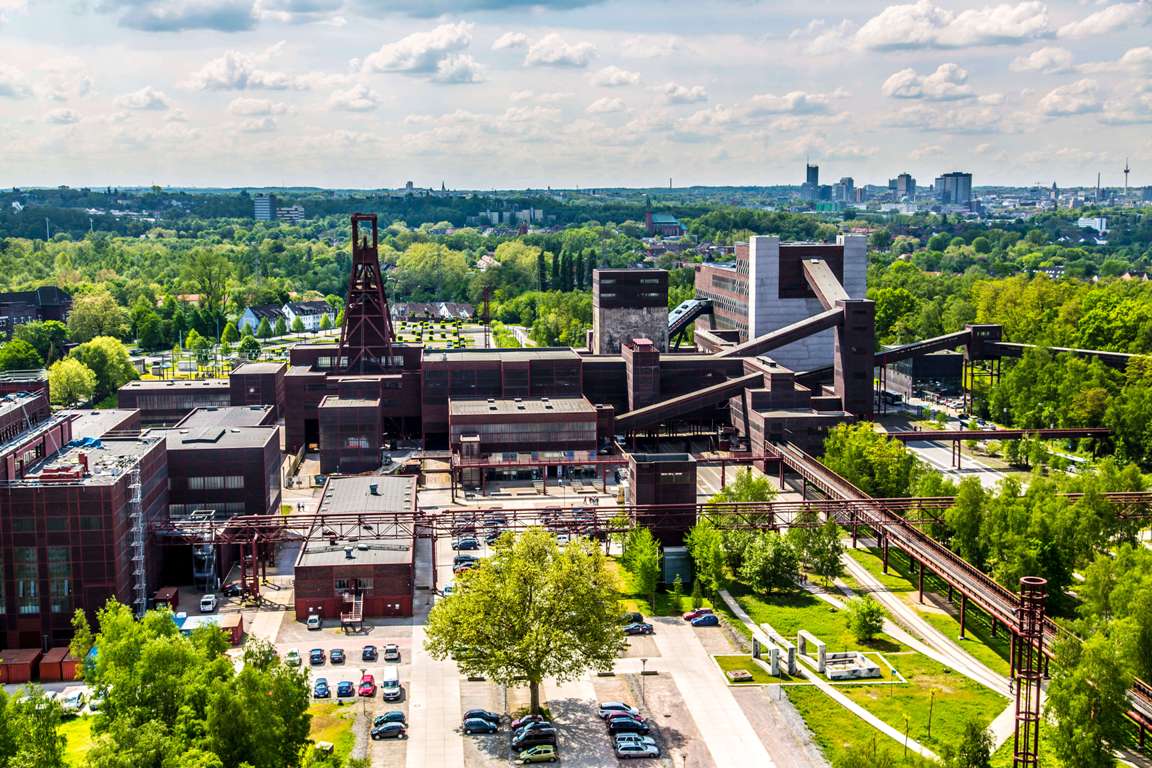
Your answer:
[338,213,395,373]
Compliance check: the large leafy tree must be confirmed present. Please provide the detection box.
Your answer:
[69,289,131,342]
[621,527,662,610]
[425,529,623,713]
[738,533,799,594]
[48,357,98,406]
[14,320,69,363]
[1046,631,1133,768]
[0,339,44,371]
[684,520,725,595]
[0,686,68,768]
[70,336,137,398]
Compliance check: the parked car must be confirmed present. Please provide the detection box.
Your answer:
[453,561,478,575]
[373,711,406,727]
[453,537,480,550]
[442,584,456,595]
[690,614,720,627]
[336,681,355,698]
[383,644,401,662]
[607,717,650,736]
[462,717,499,734]
[614,733,658,748]
[59,688,86,713]
[615,742,660,759]
[682,608,713,622]
[358,674,376,697]
[370,723,407,740]
[313,678,330,698]
[606,711,647,725]
[361,645,377,662]
[510,714,544,731]
[513,721,555,737]
[306,614,322,630]
[221,581,243,597]
[511,729,557,750]
[453,554,479,566]
[330,648,346,664]
[309,648,326,665]
[623,622,654,636]
[620,611,644,625]
[484,529,503,544]
[199,594,218,613]
[516,744,558,764]
[597,702,640,720]
[284,650,301,667]
[463,708,500,724]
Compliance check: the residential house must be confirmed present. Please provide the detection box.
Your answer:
[239,304,285,333]
[282,300,335,332]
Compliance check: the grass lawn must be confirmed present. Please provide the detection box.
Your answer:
[990,720,1077,767]
[840,651,1009,753]
[610,560,711,617]
[714,654,792,683]
[60,716,95,767]
[845,546,1012,676]
[308,702,357,760]
[786,686,933,767]
[729,584,905,654]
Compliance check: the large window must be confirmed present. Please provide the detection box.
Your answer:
[188,475,245,490]
[15,547,38,615]
[48,547,71,614]
[335,578,372,592]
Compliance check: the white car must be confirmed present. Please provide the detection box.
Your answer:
[60,687,86,713]
[614,733,657,748]
[200,594,218,613]
[615,742,660,759]
[307,614,322,630]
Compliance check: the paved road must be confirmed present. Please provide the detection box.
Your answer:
[650,617,777,767]
[406,621,465,768]
[902,439,1010,491]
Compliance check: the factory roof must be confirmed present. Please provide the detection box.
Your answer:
[318,396,380,409]
[297,475,416,568]
[15,435,162,486]
[121,379,230,390]
[230,362,287,375]
[0,391,46,421]
[157,425,278,451]
[423,347,579,364]
[316,474,416,516]
[449,396,595,417]
[62,409,138,439]
[175,406,274,429]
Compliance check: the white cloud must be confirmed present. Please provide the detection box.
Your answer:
[432,54,483,84]
[115,86,171,110]
[746,90,841,116]
[100,0,256,32]
[524,33,595,68]
[1058,2,1151,38]
[1010,46,1073,74]
[361,22,473,75]
[36,57,94,101]
[0,64,30,98]
[790,18,857,55]
[228,96,288,115]
[855,1,1049,50]
[253,0,343,25]
[888,103,1004,133]
[618,35,682,59]
[239,116,277,132]
[509,90,571,103]
[327,84,379,111]
[586,96,625,114]
[1038,79,1102,116]
[491,31,527,50]
[0,0,27,24]
[881,64,974,101]
[1079,46,1152,74]
[660,82,708,104]
[1100,92,1152,124]
[909,144,946,160]
[590,66,639,87]
[45,108,80,124]
[188,44,302,90]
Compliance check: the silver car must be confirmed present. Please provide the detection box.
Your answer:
[615,742,660,759]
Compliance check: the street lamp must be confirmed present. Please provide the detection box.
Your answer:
[640,658,648,708]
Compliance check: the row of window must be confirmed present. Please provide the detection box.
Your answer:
[168,502,247,517]
[132,393,230,410]
[187,475,245,490]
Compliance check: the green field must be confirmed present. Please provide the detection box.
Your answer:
[611,559,712,617]
[60,716,95,767]
[786,686,933,767]
[307,702,357,761]
[714,654,792,683]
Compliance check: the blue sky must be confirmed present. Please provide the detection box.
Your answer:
[1,0,1150,188]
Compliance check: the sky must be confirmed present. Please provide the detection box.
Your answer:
[1,0,1150,189]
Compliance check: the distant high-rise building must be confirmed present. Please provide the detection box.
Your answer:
[806,163,819,187]
[277,205,305,225]
[832,177,855,203]
[253,193,277,222]
[889,173,916,199]
[935,172,972,206]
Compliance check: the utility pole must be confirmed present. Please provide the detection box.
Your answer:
[1124,158,1131,196]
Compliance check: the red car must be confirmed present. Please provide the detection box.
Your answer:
[682,608,714,622]
[358,674,376,697]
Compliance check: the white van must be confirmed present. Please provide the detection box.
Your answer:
[380,666,402,702]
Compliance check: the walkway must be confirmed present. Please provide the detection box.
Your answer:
[544,676,619,768]
[405,614,464,767]
[718,589,940,762]
[650,616,779,767]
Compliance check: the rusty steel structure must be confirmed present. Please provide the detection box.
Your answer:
[337,213,395,373]
[1013,576,1046,768]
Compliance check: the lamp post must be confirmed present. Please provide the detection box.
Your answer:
[640,657,648,708]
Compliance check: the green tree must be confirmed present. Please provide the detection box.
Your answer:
[738,534,799,594]
[823,423,923,498]
[70,336,137,398]
[136,312,167,352]
[273,316,287,337]
[14,320,69,363]
[1046,631,1133,768]
[846,595,885,642]
[685,521,726,595]
[424,529,623,714]
[809,520,845,585]
[318,313,332,332]
[0,339,44,371]
[5,686,67,768]
[255,318,272,339]
[220,321,239,344]
[709,467,778,504]
[291,316,305,333]
[69,289,131,342]
[622,528,662,611]
[47,357,97,406]
[182,248,232,318]
[237,336,261,360]
[941,718,992,768]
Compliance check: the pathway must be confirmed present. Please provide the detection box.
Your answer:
[544,676,619,767]
[405,609,464,768]
[650,616,778,767]
[718,589,940,762]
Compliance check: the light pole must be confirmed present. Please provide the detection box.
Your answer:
[640,658,647,708]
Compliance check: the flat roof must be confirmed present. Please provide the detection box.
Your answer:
[175,406,273,428]
[62,409,138,439]
[0,391,45,420]
[121,379,229,390]
[299,475,416,568]
[156,425,278,450]
[449,396,595,417]
[423,348,579,364]
[231,362,286,375]
[631,453,694,463]
[18,435,161,485]
[318,396,380,409]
